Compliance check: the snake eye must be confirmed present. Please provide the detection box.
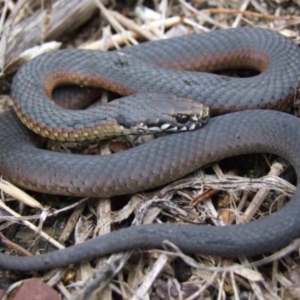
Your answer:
[176,114,189,124]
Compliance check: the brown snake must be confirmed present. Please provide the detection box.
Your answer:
[0,27,300,271]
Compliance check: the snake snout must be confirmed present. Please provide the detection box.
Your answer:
[169,97,210,132]
[129,94,210,134]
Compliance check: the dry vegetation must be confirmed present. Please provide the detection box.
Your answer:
[1,0,300,299]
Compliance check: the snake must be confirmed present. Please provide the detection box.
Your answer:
[1,27,300,271]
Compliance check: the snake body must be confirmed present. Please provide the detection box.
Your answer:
[1,27,300,271]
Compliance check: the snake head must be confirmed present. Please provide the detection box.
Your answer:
[118,93,210,135]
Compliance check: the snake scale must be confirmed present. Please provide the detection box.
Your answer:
[1,27,300,271]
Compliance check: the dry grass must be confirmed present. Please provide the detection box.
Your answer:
[1,0,300,299]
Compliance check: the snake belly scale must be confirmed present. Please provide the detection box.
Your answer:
[1,27,300,271]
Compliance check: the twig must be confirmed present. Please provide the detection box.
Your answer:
[202,8,300,21]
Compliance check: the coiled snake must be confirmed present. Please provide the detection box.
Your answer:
[1,27,300,271]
